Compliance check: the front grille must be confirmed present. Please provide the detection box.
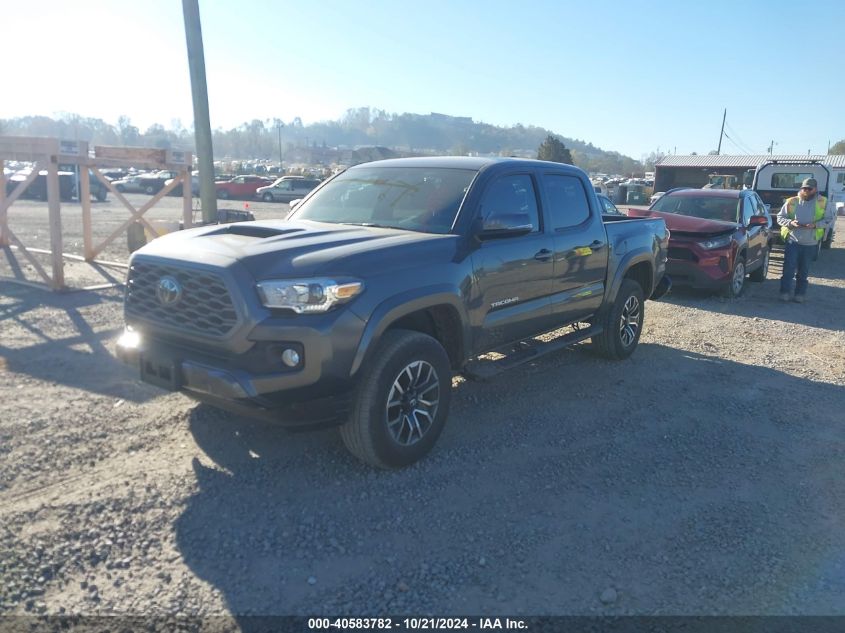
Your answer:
[668,247,698,262]
[125,262,238,337]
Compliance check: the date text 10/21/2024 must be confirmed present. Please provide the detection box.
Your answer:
[307,617,528,630]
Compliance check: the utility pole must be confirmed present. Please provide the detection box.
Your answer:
[716,108,726,155]
[277,120,284,170]
[182,0,216,223]
[768,140,774,154]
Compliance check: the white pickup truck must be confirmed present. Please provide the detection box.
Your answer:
[751,160,835,250]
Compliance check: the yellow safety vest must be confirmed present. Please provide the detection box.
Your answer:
[781,196,826,242]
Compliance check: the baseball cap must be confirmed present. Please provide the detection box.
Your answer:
[801,178,818,189]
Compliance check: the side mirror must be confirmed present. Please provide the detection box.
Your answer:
[289,199,302,210]
[478,213,534,240]
[748,215,769,227]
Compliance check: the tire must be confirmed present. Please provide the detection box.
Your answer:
[722,256,746,297]
[590,279,645,360]
[749,247,769,282]
[144,184,155,195]
[116,184,126,193]
[340,329,452,469]
[217,189,229,199]
[263,192,274,202]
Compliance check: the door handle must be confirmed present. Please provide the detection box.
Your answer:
[590,240,605,249]
[534,249,553,261]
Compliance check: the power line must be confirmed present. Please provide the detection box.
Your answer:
[724,122,758,154]
[722,132,750,155]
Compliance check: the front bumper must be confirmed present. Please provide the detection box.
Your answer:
[115,312,364,429]
[666,243,733,289]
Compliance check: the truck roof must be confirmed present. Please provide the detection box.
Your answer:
[349,156,583,172]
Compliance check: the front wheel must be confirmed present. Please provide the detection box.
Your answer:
[217,189,229,199]
[340,329,452,469]
[590,279,645,360]
[722,256,746,297]
[144,184,155,195]
[749,248,769,282]
[263,192,274,202]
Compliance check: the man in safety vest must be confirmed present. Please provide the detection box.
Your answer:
[776,177,834,303]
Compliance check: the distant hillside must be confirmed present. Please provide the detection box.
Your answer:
[0,108,641,174]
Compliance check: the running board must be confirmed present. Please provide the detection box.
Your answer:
[462,325,602,381]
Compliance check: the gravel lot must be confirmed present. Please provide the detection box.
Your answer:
[1,194,845,617]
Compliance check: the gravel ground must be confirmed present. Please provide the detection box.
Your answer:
[1,197,845,617]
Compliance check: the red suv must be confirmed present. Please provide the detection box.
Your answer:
[214,175,273,199]
[627,188,772,297]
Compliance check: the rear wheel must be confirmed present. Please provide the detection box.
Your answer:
[591,279,645,360]
[750,248,769,282]
[217,189,229,199]
[722,256,746,297]
[340,330,452,469]
[144,184,155,195]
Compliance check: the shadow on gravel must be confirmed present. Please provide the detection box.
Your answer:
[662,244,845,332]
[0,281,155,402]
[175,344,845,616]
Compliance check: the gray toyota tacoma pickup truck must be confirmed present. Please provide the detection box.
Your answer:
[116,157,670,468]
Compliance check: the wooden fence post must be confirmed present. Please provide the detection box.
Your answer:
[45,159,65,289]
[79,165,94,260]
[0,158,8,247]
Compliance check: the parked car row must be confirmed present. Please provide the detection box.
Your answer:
[204,174,324,202]
[255,176,321,202]
[4,168,109,202]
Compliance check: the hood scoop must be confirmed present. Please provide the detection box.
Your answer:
[205,224,302,239]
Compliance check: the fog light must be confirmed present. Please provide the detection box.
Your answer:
[117,329,141,349]
[281,348,301,368]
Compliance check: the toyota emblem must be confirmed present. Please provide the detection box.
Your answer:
[156,276,182,306]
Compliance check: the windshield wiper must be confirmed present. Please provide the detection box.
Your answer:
[339,222,397,229]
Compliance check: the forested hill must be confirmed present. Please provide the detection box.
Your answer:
[0,107,640,174]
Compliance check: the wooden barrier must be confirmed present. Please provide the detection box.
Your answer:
[0,136,193,290]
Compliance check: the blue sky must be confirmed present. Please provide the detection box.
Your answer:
[3,0,843,158]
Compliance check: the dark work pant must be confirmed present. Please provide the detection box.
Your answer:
[780,241,817,296]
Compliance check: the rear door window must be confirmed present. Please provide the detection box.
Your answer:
[543,174,592,229]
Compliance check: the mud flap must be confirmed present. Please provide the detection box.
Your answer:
[650,275,672,300]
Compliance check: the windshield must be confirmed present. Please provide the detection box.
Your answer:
[289,166,477,234]
[651,194,740,223]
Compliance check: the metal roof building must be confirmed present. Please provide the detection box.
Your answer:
[654,154,845,192]
[657,154,845,168]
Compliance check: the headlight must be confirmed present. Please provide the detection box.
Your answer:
[696,235,732,250]
[256,278,364,313]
